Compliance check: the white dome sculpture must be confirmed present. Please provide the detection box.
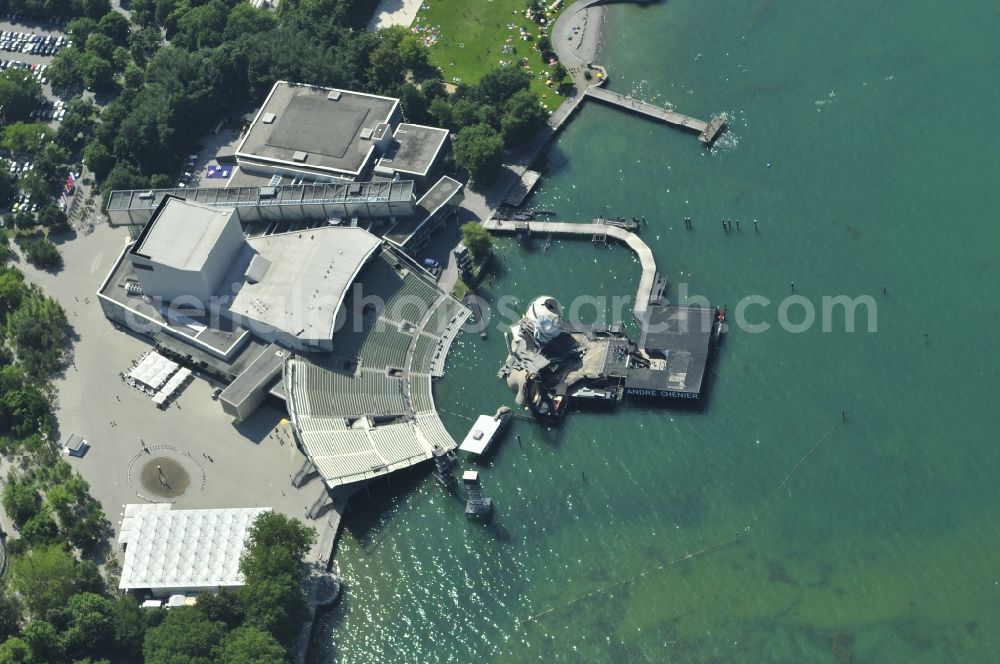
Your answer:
[523,296,563,346]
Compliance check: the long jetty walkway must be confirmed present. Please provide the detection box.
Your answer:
[482,219,658,319]
[585,87,727,145]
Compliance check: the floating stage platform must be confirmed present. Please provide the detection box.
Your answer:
[485,221,726,419]
[459,409,512,456]
[497,295,725,420]
[625,306,722,401]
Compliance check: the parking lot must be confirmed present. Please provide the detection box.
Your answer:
[1,19,70,123]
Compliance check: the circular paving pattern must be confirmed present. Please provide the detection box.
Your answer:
[127,445,207,502]
[139,457,190,498]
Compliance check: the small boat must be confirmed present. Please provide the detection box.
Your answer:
[712,306,727,344]
[570,387,616,401]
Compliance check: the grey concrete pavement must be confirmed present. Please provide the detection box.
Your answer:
[10,223,337,561]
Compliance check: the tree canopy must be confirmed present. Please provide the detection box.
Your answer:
[454,124,504,184]
[8,546,93,620]
[21,238,64,272]
[0,71,41,125]
[461,222,493,265]
[143,607,225,664]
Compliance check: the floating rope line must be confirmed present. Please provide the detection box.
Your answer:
[519,416,845,625]
[520,536,743,625]
[770,419,841,500]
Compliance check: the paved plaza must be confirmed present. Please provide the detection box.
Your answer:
[10,223,337,560]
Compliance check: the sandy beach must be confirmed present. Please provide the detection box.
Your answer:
[367,0,423,31]
[552,0,608,70]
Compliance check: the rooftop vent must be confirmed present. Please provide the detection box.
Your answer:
[327,90,341,101]
[359,128,374,140]
[258,186,277,199]
[138,191,154,200]
[292,151,308,162]
[261,112,276,124]
[244,255,271,284]
[348,183,362,195]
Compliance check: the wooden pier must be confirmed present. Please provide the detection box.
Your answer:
[585,87,727,146]
[482,219,658,319]
[462,293,488,338]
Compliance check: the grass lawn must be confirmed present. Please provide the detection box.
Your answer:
[412,0,570,111]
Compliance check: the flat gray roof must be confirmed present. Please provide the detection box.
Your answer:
[134,198,236,271]
[99,245,251,359]
[237,82,399,177]
[220,343,286,407]
[385,176,463,247]
[107,181,414,215]
[227,227,382,342]
[378,124,449,176]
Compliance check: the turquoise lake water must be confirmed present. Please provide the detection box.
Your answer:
[317,0,1000,661]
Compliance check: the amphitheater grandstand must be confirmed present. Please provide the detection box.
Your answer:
[286,249,473,487]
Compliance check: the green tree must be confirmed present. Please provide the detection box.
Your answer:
[238,513,315,645]
[0,596,21,644]
[83,142,114,181]
[97,11,130,43]
[1,123,55,157]
[79,51,116,92]
[110,596,147,661]
[0,380,51,440]
[397,83,428,123]
[56,97,97,152]
[500,89,548,145]
[22,239,63,272]
[66,17,99,47]
[175,0,230,49]
[68,506,107,551]
[449,98,480,132]
[63,593,116,660]
[81,0,112,19]
[241,512,315,571]
[0,268,26,318]
[0,70,41,124]
[217,626,286,664]
[9,210,36,231]
[8,546,81,619]
[0,164,15,207]
[536,34,552,55]
[475,67,531,106]
[44,483,74,524]
[551,62,568,82]
[34,143,70,188]
[21,621,64,664]
[142,607,225,664]
[428,96,453,130]
[461,222,493,264]
[240,575,306,646]
[20,505,59,547]
[224,3,276,39]
[36,206,70,234]
[0,637,30,662]
[129,25,163,66]
[2,477,40,528]
[130,0,158,26]
[84,33,115,60]
[454,123,504,185]
[46,48,83,90]
[5,292,68,375]
[194,588,244,630]
[18,172,51,201]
